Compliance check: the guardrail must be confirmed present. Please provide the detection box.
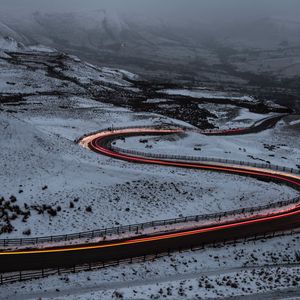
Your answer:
[75,124,179,143]
[0,195,299,248]
[75,124,300,174]
[111,145,300,175]
[1,229,299,285]
[78,124,300,175]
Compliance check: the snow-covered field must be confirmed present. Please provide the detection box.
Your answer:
[2,231,300,299]
[114,115,300,170]
[200,103,277,129]
[0,39,300,298]
[159,88,258,103]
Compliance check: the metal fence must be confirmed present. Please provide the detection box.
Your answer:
[76,124,300,175]
[75,124,180,143]
[0,195,299,248]
[77,124,300,176]
[111,145,300,175]
[1,228,299,285]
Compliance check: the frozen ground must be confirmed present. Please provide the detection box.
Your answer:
[2,231,300,299]
[198,103,277,129]
[114,115,300,170]
[0,39,299,298]
[159,88,258,103]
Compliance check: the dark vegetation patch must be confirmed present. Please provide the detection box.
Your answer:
[2,51,294,129]
[92,78,292,129]
[0,94,24,105]
[0,194,62,236]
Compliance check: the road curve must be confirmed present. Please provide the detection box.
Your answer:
[0,123,299,273]
[201,114,285,136]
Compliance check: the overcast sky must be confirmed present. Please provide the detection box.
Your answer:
[1,0,300,22]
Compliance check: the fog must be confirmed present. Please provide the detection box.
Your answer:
[1,0,299,84]
[1,0,300,24]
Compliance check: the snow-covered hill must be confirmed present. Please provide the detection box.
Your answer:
[0,36,24,52]
[0,21,27,53]
[0,20,26,42]
[0,10,178,51]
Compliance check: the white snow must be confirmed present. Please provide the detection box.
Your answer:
[29,45,57,53]
[145,98,170,104]
[2,230,300,299]
[290,119,300,126]
[159,88,257,102]
[0,36,24,52]
[117,69,140,81]
[115,119,300,170]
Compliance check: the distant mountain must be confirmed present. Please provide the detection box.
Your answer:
[0,10,184,51]
[0,11,299,84]
[2,10,299,56]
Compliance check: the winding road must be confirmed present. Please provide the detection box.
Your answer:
[0,115,300,275]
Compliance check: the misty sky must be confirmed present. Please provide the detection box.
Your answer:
[1,0,300,22]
